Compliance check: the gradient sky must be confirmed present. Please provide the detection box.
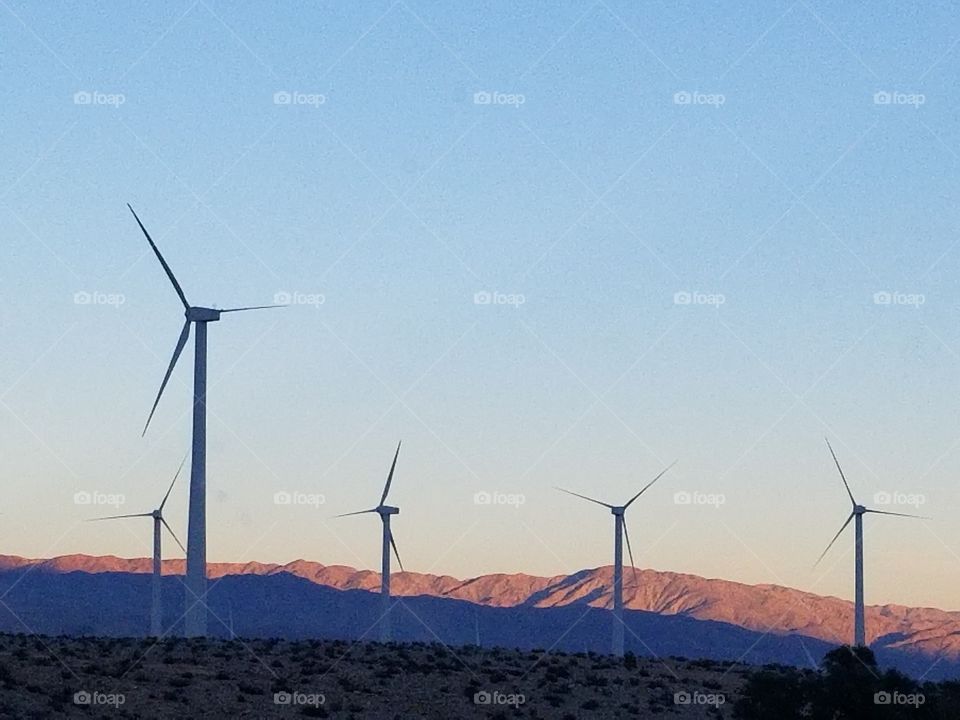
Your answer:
[2,1,960,611]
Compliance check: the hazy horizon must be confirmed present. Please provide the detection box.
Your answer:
[3,0,960,617]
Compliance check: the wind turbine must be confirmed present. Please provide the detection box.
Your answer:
[337,442,404,642]
[128,204,279,637]
[556,461,676,657]
[816,439,928,647]
[89,457,187,637]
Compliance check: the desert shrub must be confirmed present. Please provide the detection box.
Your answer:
[734,646,933,720]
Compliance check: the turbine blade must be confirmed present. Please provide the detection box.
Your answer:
[814,512,855,566]
[865,509,931,520]
[624,460,678,508]
[389,530,404,572]
[87,513,152,521]
[825,438,856,506]
[554,487,613,509]
[380,441,402,506]
[334,509,377,518]
[127,204,189,309]
[143,320,191,436]
[622,521,638,590]
[160,452,189,511]
[219,305,285,313]
[160,517,186,553]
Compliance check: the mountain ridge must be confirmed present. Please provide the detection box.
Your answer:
[3,552,959,663]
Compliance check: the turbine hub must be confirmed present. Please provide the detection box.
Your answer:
[186,306,222,322]
[854,504,867,515]
[377,505,400,516]
[151,509,161,519]
[611,506,625,516]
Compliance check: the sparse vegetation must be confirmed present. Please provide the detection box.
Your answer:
[10,632,960,718]
[0,632,752,717]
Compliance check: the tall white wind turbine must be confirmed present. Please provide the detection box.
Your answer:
[89,457,187,637]
[816,439,928,647]
[556,461,676,657]
[128,205,280,637]
[337,442,404,642]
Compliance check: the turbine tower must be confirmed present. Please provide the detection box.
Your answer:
[556,461,676,657]
[89,457,187,637]
[816,439,927,647]
[337,442,404,642]
[128,205,279,637]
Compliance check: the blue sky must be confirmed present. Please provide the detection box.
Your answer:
[2,1,960,610]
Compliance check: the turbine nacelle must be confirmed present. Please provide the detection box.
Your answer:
[610,506,626,516]
[186,307,222,322]
[816,439,929,568]
[335,442,406,578]
[86,455,187,554]
[128,204,282,438]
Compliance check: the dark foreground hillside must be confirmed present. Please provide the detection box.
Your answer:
[0,633,744,719]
